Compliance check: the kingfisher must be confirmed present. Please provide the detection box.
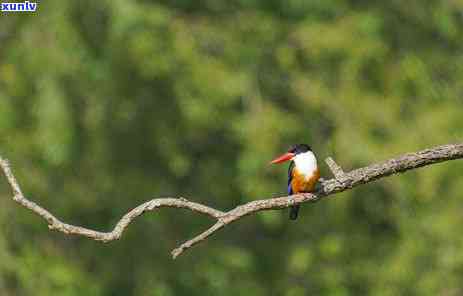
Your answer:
[270,144,320,220]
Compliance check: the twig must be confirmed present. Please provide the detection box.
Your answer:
[1,143,462,259]
[325,157,347,183]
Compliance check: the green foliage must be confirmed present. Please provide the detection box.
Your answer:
[1,0,463,294]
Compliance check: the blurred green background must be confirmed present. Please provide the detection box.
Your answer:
[1,0,463,295]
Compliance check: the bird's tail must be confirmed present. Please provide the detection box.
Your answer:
[289,205,299,220]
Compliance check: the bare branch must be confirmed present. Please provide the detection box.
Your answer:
[1,143,462,259]
[172,221,225,259]
[0,157,223,242]
[325,157,347,182]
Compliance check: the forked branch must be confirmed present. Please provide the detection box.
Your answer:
[1,143,462,259]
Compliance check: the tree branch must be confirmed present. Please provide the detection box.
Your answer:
[325,156,347,183]
[1,143,462,259]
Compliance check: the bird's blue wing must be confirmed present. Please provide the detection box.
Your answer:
[287,161,295,195]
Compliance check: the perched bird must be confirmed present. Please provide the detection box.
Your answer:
[270,144,320,220]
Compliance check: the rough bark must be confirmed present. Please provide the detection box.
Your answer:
[1,143,462,259]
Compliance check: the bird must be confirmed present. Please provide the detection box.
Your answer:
[270,144,320,220]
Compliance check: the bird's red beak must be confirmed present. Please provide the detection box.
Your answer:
[270,152,295,164]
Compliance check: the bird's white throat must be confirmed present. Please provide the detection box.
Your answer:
[293,151,318,178]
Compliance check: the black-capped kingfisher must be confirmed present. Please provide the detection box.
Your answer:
[270,144,320,220]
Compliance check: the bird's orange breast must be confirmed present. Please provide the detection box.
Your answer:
[291,168,320,193]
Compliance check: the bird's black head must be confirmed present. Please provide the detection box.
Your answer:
[289,144,312,154]
[270,143,313,164]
